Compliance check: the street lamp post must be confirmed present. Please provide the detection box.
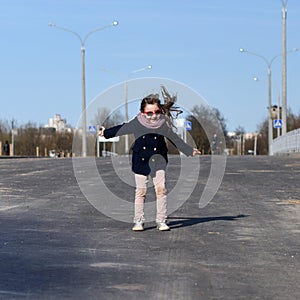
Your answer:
[240,48,278,155]
[48,21,118,157]
[11,120,15,156]
[281,0,288,135]
[239,47,297,155]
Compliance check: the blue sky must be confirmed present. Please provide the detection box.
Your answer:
[1,0,300,133]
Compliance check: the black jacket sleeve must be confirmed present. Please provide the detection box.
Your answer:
[166,129,194,156]
[103,119,136,139]
[103,124,124,139]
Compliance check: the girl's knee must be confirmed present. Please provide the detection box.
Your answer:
[135,187,147,197]
[155,185,166,196]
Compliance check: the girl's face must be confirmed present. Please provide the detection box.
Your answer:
[142,103,162,123]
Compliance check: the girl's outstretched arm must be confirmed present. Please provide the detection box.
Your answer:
[98,120,135,139]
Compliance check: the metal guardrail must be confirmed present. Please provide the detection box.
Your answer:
[271,128,300,155]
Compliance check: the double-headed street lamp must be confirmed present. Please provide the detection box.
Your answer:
[239,47,297,155]
[48,21,118,157]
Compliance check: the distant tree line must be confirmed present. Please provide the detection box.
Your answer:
[0,121,73,156]
[1,107,300,157]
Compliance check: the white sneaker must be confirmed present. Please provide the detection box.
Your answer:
[132,221,144,231]
[156,221,170,231]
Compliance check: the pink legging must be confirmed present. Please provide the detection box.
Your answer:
[134,170,167,223]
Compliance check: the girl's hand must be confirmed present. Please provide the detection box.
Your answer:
[192,148,201,156]
[98,126,105,137]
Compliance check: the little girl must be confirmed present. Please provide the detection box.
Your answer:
[99,93,200,231]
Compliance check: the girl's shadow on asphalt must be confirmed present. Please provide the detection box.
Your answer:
[166,214,249,229]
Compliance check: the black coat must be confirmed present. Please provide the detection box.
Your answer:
[104,117,193,176]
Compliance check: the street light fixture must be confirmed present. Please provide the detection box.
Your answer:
[239,47,297,155]
[48,21,118,157]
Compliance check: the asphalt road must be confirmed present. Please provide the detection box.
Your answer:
[0,155,299,300]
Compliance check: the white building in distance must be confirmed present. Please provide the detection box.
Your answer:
[45,114,72,133]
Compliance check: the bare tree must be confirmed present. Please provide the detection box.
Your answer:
[186,105,227,154]
[92,107,124,128]
[0,120,10,140]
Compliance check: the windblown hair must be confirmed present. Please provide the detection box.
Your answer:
[160,85,183,126]
[140,85,183,128]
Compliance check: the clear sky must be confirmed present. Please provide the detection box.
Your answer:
[1,0,299,133]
